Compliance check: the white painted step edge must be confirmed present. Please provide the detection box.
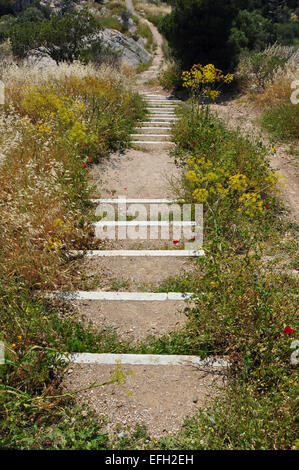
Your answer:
[68,250,205,257]
[93,221,196,226]
[61,353,229,368]
[91,199,178,203]
[136,127,172,130]
[130,134,171,137]
[90,199,178,203]
[132,141,175,145]
[42,291,194,301]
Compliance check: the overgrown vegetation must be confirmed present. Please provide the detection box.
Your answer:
[0,0,298,451]
[0,62,145,448]
[147,66,298,450]
[236,44,299,143]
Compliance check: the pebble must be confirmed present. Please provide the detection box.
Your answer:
[193,397,198,403]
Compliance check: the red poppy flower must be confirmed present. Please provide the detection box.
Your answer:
[220,139,224,142]
[191,237,195,241]
[173,240,180,245]
[265,205,270,210]
[124,188,127,190]
[83,163,87,168]
[88,157,93,163]
[283,326,294,334]
[191,142,195,146]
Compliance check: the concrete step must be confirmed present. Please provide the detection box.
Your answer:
[64,353,228,367]
[147,110,176,114]
[146,98,180,101]
[138,121,176,126]
[131,141,175,148]
[70,249,204,257]
[134,127,172,133]
[146,105,176,112]
[43,291,193,301]
[130,134,171,142]
[147,113,177,117]
[91,198,178,203]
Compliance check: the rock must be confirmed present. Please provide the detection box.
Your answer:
[117,431,127,438]
[117,15,137,33]
[98,29,152,67]
[25,48,56,68]
[192,397,198,403]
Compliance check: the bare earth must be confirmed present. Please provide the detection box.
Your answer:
[64,364,226,437]
[71,299,187,342]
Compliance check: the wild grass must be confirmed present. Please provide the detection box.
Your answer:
[237,44,299,143]
[133,0,171,19]
[136,21,154,52]
[0,62,145,449]
[98,16,125,32]
[260,103,299,141]
[158,59,182,90]
[139,102,299,450]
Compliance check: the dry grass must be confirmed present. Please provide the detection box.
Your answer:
[134,0,171,18]
[237,44,299,108]
[0,62,143,290]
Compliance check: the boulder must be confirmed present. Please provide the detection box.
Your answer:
[25,48,56,67]
[99,29,151,66]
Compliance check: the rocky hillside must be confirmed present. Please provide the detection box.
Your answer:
[0,0,153,68]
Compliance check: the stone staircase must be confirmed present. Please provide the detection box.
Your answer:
[131,94,180,148]
[45,12,229,435]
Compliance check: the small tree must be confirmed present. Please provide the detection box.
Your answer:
[10,9,102,62]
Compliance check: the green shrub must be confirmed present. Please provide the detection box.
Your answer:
[99,16,124,32]
[160,0,238,70]
[158,59,182,90]
[136,21,154,52]
[9,9,102,62]
[147,13,164,29]
[249,53,288,89]
[172,106,279,245]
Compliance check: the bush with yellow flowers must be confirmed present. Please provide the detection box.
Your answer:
[184,153,281,218]
[182,64,233,104]
[171,87,285,249]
